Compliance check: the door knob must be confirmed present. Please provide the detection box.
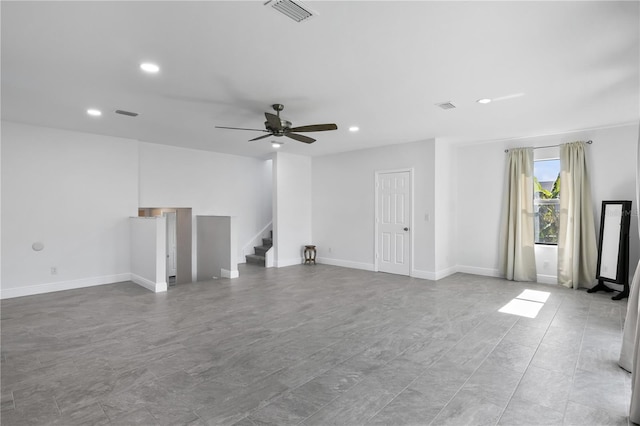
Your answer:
[404,227,409,231]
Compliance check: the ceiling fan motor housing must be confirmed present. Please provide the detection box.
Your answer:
[265,119,292,136]
[266,104,289,136]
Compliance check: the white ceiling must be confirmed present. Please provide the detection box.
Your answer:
[2,1,638,158]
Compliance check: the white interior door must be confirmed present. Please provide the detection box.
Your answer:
[164,212,177,279]
[377,170,411,276]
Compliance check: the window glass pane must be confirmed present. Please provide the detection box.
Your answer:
[533,159,560,244]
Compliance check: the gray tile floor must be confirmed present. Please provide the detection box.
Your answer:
[0,264,632,425]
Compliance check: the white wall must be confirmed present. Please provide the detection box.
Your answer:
[130,216,167,292]
[196,215,238,280]
[1,122,138,298]
[138,142,273,278]
[4,119,635,298]
[456,123,640,283]
[1,122,272,298]
[1,125,3,291]
[312,139,437,277]
[273,152,312,267]
[434,139,458,278]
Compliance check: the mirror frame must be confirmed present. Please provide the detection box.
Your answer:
[595,200,632,284]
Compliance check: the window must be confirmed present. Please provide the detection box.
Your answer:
[533,159,560,244]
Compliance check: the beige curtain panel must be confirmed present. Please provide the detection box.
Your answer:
[620,262,640,372]
[499,147,537,281]
[557,141,597,289]
[620,128,640,423]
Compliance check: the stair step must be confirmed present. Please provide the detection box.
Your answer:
[262,238,272,247]
[254,245,271,256]
[246,254,266,266]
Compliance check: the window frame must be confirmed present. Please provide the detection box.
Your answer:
[533,155,560,246]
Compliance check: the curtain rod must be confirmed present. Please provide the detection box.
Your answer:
[504,140,592,153]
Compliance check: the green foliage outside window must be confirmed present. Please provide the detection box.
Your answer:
[534,174,560,244]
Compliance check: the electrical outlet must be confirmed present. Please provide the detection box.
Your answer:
[328,247,332,253]
[50,267,57,275]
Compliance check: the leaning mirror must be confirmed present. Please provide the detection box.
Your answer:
[589,200,632,299]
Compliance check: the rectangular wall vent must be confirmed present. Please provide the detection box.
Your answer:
[115,110,139,117]
[264,0,316,23]
[437,102,456,110]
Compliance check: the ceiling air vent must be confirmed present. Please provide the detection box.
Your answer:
[115,110,139,117]
[264,0,316,23]
[437,102,456,110]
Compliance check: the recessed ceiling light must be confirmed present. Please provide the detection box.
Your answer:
[272,141,282,148]
[477,98,492,104]
[87,108,102,117]
[140,62,160,73]
[349,126,359,132]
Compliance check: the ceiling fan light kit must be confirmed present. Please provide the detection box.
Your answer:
[216,103,337,145]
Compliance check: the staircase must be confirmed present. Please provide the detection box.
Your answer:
[245,231,272,267]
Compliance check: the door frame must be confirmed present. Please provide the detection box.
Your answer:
[374,168,414,275]
[163,211,177,282]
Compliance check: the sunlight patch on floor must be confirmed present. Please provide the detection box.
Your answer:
[516,289,550,303]
[499,289,551,318]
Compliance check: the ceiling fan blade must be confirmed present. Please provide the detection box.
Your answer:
[248,134,273,142]
[289,124,338,132]
[286,133,316,144]
[215,126,269,132]
[264,113,283,130]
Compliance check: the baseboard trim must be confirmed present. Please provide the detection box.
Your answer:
[435,266,458,280]
[0,273,132,300]
[412,266,458,281]
[131,274,167,293]
[536,274,557,285]
[315,258,460,279]
[221,268,239,279]
[315,257,375,271]
[275,258,304,268]
[411,269,436,280]
[456,265,501,278]
[457,266,564,285]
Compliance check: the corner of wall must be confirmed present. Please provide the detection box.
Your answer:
[131,274,167,293]
[221,268,239,279]
[411,265,458,281]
